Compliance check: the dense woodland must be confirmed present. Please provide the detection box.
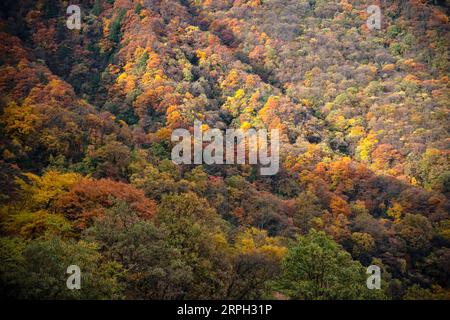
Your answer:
[0,0,449,299]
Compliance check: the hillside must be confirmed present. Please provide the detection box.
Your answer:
[0,0,449,299]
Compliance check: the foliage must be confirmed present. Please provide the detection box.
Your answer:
[0,0,448,300]
[276,230,385,299]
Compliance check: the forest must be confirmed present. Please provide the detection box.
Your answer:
[0,0,449,299]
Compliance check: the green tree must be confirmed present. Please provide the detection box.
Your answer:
[92,0,103,16]
[0,237,123,299]
[156,192,232,299]
[84,201,192,299]
[276,229,384,299]
[109,9,126,43]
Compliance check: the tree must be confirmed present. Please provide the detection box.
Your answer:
[3,210,73,239]
[85,140,131,181]
[156,192,232,299]
[131,163,179,200]
[0,237,123,299]
[1,171,80,239]
[84,201,192,299]
[404,284,450,300]
[15,171,81,212]
[109,8,126,43]
[351,232,375,261]
[415,149,450,194]
[276,229,384,299]
[292,191,323,234]
[395,213,433,253]
[56,177,156,230]
[92,0,102,16]
[227,227,286,299]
